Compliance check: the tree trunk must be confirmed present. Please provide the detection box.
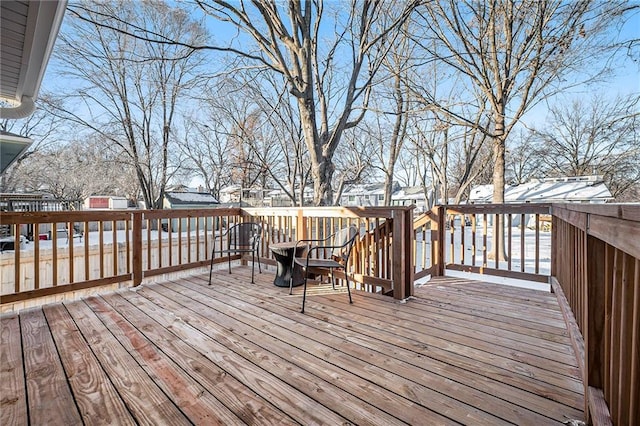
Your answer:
[490,111,507,261]
[311,159,335,206]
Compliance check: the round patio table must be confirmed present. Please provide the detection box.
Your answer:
[270,242,307,287]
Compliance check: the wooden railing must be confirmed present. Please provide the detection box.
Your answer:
[1,202,638,421]
[551,204,640,425]
[0,208,239,307]
[413,203,552,283]
[1,206,415,308]
[242,206,415,300]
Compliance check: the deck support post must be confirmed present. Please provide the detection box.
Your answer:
[392,207,414,300]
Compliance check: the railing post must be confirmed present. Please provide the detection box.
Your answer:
[296,208,306,240]
[403,208,414,298]
[432,206,446,277]
[392,207,414,300]
[132,211,143,286]
[392,208,406,300]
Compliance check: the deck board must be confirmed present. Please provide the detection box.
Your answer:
[20,308,82,425]
[0,267,586,425]
[0,314,27,426]
[41,303,135,426]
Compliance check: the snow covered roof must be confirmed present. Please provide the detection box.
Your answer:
[470,176,613,203]
[392,186,426,199]
[164,192,218,206]
[342,182,387,196]
[469,185,495,202]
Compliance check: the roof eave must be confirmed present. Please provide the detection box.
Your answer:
[0,0,67,119]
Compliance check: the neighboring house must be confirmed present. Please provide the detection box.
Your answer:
[163,191,219,209]
[162,191,220,233]
[264,187,314,207]
[469,176,613,204]
[84,195,128,210]
[218,185,273,207]
[340,182,400,207]
[391,186,430,212]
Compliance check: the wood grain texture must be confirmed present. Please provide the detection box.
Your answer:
[41,303,136,426]
[4,268,587,425]
[20,308,82,425]
[0,314,27,426]
[63,300,191,425]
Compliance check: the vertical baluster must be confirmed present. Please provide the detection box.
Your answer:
[494,214,500,269]
[113,220,118,276]
[52,226,58,286]
[520,213,525,273]
[460,213,465,264]
[471,214,477,267]
[68,221,74,284]
[507,214,512,271]
[99,220,106,277]
[33,223,40,290]
[535,213,540,274]
[84,221,90,280]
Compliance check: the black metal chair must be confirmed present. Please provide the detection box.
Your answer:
[209,222,262,285]
[291,225,358,313]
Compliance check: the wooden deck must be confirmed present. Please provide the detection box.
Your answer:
[1,266,584,425]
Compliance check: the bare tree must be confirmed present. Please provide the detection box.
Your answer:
[531,94,640,200]
[415,0,627,204]
[191,1,416,205]
[52,0,206,209]
[14,137,136,201]
[332,130,375,205]
[506,129,544,185]
[449,125,493,204]
[178,116,233,199]
[367,20,415,206]
[414,0,628,259]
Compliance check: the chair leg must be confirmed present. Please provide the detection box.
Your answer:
[208,250,215,285]
[330,271,336,290]
[345,269,353,304]
[251,251,255,284]
[257,250,262,273]
[301,270,309,313]
[228,253,232,274]
[288,262,294,295]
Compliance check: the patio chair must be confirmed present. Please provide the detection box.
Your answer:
[209,222,263,285]
[291,225,358,313]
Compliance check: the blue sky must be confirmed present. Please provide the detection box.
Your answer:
[41,2,639,135]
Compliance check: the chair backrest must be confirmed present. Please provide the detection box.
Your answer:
[331,225,358,263]
[228,222,262,249]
